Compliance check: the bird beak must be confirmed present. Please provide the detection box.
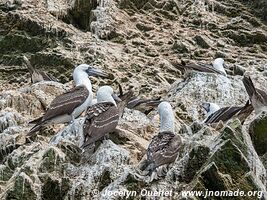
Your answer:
[112,93,122,102]
[201,102,210,112]
[86,67,109,78]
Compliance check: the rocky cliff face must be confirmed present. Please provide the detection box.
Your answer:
[0,0,267,199]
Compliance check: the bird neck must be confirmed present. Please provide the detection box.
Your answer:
[73,70,92,92]
[213,63,226,75]
[159,109,175,133]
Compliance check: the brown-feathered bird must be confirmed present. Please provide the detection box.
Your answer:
[127,96,162,115]
[23,56,59,83]
[242,75,267,114]
[172,58,227,76]
[117,84,162,115]
[28,64,108,135]
[202,100,253,124]
[141,102,182,175]
[82,86,121,148]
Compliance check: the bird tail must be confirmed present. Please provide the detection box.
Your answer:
[28,124,43,136]
[236,100,254,124]
[28,117,45,136]
[244,100,251,107]
[29,116,43,124]
[242,76,256,98]
[240,100,253,114]
[81,140,90,149]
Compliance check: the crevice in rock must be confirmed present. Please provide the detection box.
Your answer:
[98,169,112,191]
[62,0,98,31]
[0,144,20,164]
[109,131,131,145]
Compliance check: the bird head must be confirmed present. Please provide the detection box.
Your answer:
[97,86,121,105]
[213,58,224,66]
[213,58,227,76]
[74,64,108,78]
[201,102,220,115]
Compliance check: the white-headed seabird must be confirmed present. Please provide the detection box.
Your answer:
[23,56,59,83]
[201,102,220,117]
[202,101,253,124]
[212,58,227,76]
[172,57,227,76]
[140,102,182,177]
[82,86,121,148]
[242,75,267,114]
[28,64,108,135]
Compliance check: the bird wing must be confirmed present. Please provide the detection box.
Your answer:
[28,86,89,135]
[147,132,181,168]
[242,76,257,98]
[242,76,267,111]
[234,100,253,124]
[255,89,267,105]
[128,96,161,108]
[173,62,225,76]
[40,71,59,82]
[190,63,226,75]
[127,97,162,115]
[41,85,89,122]
[243,76,267,100]
[204,106,242,124]
[82,102,119,148]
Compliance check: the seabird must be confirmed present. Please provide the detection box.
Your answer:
[28,64,108,135]
[87,84,134,118]
[82,86,121,148]
[242,75,267,114]
[172,58,227,76]
[23,56,59,83]
[140,102,182,175]
[127,97,162,115]
[201,102,220,117]
[202,101,253,124]
[117,84,162,115]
